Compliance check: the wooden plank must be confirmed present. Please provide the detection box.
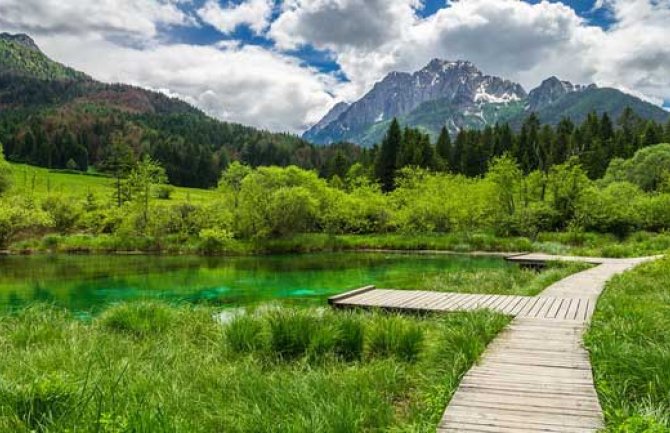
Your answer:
[327,285,375,304]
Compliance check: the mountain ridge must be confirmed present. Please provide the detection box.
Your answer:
[305,60,669,146]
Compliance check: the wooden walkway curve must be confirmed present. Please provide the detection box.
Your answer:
[329,253,658,433]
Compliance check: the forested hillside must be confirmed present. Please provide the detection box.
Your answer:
[0,33,356,187]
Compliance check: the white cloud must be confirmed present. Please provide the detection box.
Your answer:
[197,0,273,35]
[270,0,604,101]
[269,0,670,113]
[0,0,191,39]
[270,0,420,51]
[36,34,337,132]
[590,0,670,103]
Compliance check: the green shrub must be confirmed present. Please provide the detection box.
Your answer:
[98,302,175,337]
[155,184,175,200]
[197,228,237,255]
[41,195,82,233]
[0,198,53,247]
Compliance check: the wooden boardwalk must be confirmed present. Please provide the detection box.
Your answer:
[330,289,597,322]
[329,253,657,433]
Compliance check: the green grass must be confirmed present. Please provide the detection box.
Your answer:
[414,261,591,296]
[585,256,670,432]
[263,232,670,259]
[0,303,509,432]
[9,163,216,204]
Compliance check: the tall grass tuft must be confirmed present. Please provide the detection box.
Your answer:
[367,315,424,362]
[98,302,176,336]
[267,309,315,360]
[0,375,75,432]
[333,313,364,361]
[224,314,265,354]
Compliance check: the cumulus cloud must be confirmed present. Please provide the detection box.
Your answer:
[197,0,273,35]
[269,0,604,100]
[36,34,337,132]
[267,0,670,110]
[270,0,420,51]
[590,0,670,102]
[0,0,191,39]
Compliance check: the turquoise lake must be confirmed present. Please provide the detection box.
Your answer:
[0,253,511,312]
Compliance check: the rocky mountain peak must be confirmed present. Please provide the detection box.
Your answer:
[305,101,350,138]
[528,76,596,111]
[304,58,529,144]
[0,33,40,51]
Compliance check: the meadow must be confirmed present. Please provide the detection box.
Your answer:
[0,304,508,432]
[9,163,216,203]
[585,256,670,432]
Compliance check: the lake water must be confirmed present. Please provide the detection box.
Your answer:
[0,253,510,313]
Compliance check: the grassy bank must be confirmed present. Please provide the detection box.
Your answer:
[412,261,590,296]
[0,303,508,432]
[8,231,670,258]
[585,256,670,432]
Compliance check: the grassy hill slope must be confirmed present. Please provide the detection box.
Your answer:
[9,163,216,203]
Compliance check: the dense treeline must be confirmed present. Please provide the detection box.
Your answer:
[2,140,670,253]
[0,102,367,188]
[372,109,670,190]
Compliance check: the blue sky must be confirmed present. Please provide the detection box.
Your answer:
[1,0,669,130]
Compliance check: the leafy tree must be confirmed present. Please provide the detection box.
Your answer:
[374,118,402,192]
[486,154,522,224]
[66,158,78,171]
[547,158,590,228]
[127,155,167,227]
[604,143,670,192]
[219,161,252,210]
[0,143,11,195]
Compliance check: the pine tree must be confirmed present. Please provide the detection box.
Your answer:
[101,134,135,207]
[643,120,662,146]
[516,114,540,173]
[374,118,402,192]
[554,117,574,163]
[436,127,452,167]
[451,130,466,173]
[617,107,640,156]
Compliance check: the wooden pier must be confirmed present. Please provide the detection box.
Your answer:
[329,253,657,433]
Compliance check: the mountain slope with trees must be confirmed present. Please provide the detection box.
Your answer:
[0,33,355,188]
